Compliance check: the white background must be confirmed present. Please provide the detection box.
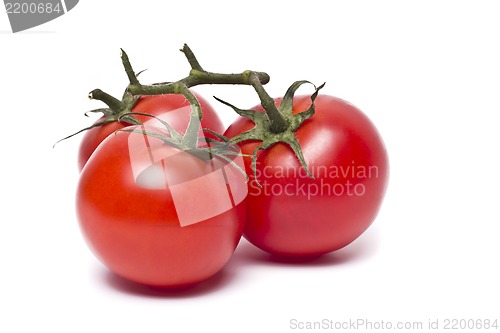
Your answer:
[1,1,499,332]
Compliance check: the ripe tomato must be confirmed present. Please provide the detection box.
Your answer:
[224,94,389,257]
[77,92,223,171]
[76,123,247,287]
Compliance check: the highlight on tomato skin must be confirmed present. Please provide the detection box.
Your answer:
[224,94,389,258]
[76,124,248,288]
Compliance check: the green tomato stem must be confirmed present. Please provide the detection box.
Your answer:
[180,44,204,71]
[177,83,203,149]
[88,89,124,112]
[126,70,270,95]
[124,44,269,95]
[248,72,288,134]
[120,49,140,85]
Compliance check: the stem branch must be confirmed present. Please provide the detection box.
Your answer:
[180,44,204,71]
[120,49,140,85]
[88,89,124,111]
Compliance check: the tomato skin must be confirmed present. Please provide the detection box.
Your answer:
[77,92,223,171]
[77,127,246,287]
[224,95,389,257]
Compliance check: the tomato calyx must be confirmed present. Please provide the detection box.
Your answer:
[217,78,325,185]
[54,88,142,147]
[86,88,141,125]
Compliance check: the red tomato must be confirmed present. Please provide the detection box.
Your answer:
[224,94,389,257]
[78,92,223,171]
[76,124,247,287]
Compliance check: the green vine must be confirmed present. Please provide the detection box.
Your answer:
[57,44,324,186]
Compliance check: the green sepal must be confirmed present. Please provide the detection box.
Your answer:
[118,126,179,148]
[290,82,325,131]
[53,118,115,147]
[119,112,183,142]
[279,80,313,116]
[203,128,231,143]
[213,96,265,124]
[85,108,114,118]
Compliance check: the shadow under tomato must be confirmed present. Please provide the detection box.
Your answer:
[232,227,380,268]
[97,228,380,296]
[100,265,239,298]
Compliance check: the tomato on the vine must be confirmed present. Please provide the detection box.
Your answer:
[77,92,223,171]
[224,94,389,257]
[69,43,388,287]
[76,122,247,287]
